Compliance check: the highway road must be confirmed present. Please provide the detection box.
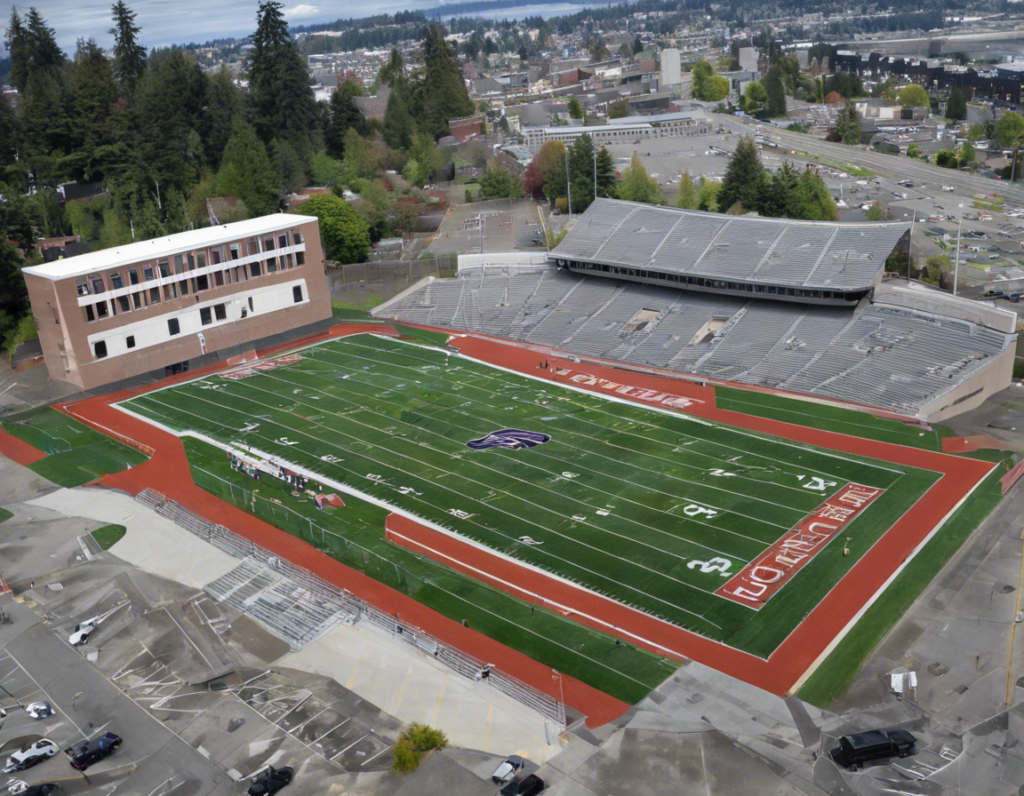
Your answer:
[714,113,1024,206]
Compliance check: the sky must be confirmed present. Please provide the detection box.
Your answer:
[1,0,583,53]
[1,0,446,52]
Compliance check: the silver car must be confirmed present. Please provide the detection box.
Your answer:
[3,738,58,773]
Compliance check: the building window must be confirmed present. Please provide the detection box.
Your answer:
[144,265,155,281]
[247,239,260,256]
[126,335,136,349]
[158,260,171,278]
[214,303,226,321]
[128,268,139,285]
[293,285,303,303]
[200,307,212,326]
[196,274,209,291]
[267,257,277,273]
[250,262,262,278]
[76,276,91,296]
[110,272,124,290]
[150,287,161,304]
[294,232,303,245]
[248,297,254,311]
[180,278,189,295]
[132,292,142,309]
[278,233,288,249]
[211,247,223,265]
[296,251,305,266]
[95,301,109,319]
[168,317,180,336]
[197,252,207,269]
[94,340,107,359]
[230,243,241,260]
[174,254,185,274]
[163,283,177,301]
[214,270,225,287]
[90,275,105,294]
[117,295,130,313]
[264,237,275,251]
[85,305,95,322]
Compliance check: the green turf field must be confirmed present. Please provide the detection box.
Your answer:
[3,408,149,487]
[119,334,941,658]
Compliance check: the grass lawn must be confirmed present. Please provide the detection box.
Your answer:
[798,465,1010,707]
[183,436,677,704]
[91,524,127,550]
[331,297,387,322]
[0,508,12,524]
[121,335,940,659]
[714,387,955,451]
[2,408,148,487]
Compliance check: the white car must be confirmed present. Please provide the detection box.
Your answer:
[3,738,57,773]
[491,755,524,784]
[68,627,92,646]
[24,702,53,719]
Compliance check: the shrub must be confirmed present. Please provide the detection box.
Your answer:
[391,737,421,774]
[406,723,448,752]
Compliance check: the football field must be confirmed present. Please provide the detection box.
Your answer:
[118,334,941,657]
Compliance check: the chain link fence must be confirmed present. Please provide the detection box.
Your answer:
[141,476,566,727]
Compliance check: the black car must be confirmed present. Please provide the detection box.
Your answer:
[500,774,545,796]
[248,765,294,795]
[828,728,916,770]
[66,732,122,771]
[23,785,60,796]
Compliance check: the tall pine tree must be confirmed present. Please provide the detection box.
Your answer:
[414,24,474,140]
[326,80,366,159]
[718,137,766,214]
[246,1,317,160]
[110,1,147,96]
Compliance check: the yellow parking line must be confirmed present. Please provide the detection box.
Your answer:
[345,646,369,690]
[430,675,448,726]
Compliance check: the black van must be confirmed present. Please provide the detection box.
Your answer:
[828,728,916,770]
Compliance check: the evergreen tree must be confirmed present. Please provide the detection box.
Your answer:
[383,89,415,151]
[24,8,65,75]
[763,67,787,117]
[5,8,29,93]
[761,161,800,218]
[833,98,861,145]
[946,87,967,121]
[377,48,406,91]
[675,170,698,209]
[272,138,306,194]
[607,98,630,119]
[65,39,120,180]
[0,90,20,185]
[217,119,280,217]
[414,24,475,139]
[617,152,663,205]
[793,168,839,221]
[567,133,596,213]
[718,137,766,213]
[479,159,523,199]
[247,1,317,157]
[0,237,28,350]
[326,80,366,159]
[409,133,442,185]
[567,96,583,120]
[595,146,616,199]
[202,66,243,169]
[110,0,146,95]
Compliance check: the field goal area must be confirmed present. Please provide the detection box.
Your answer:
[113,332,989,678]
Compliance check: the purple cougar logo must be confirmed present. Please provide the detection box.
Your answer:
[467,429,551,450]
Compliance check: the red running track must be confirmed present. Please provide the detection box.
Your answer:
[28,323,1000,714]
[51,325,631,728]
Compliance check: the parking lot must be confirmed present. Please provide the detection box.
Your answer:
[429,199,545,256]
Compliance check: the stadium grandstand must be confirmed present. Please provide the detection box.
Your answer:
[374,200,1017,422]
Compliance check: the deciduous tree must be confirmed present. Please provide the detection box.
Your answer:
[295,194,371,264]
[617,152,663,205]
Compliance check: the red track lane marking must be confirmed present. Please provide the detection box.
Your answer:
[32,322,1000,716]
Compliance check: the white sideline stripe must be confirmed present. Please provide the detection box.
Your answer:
[788,463,997,693]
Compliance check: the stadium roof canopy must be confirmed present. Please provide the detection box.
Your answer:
[549,199,910,305]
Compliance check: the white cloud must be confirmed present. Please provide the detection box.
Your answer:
[283,3,322,18]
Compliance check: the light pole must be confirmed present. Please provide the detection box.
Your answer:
[565,149,572,218]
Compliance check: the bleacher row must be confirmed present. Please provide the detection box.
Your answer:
[373,266,1011,415]
[551,199,908,290]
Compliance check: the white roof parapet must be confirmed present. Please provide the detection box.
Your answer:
[550,199,910,292]
[23,214,319,282]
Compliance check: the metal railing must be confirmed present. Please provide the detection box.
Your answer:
[135,487,566,727]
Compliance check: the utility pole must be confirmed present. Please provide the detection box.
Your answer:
[593,147,598,201]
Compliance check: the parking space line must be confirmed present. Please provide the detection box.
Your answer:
[160,608,216,672]
[4,650,88,742]
[360,742,392,767]
[290,705,329,734]
[331,732,369,761]
[430,674,448,727]
[313,717,349,745]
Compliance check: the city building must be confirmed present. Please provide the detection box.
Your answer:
[660,48,682,87]
[522,108,711,148]
[23,215,331,391]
